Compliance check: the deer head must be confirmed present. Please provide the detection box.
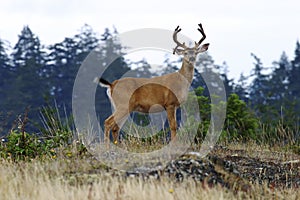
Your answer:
[173,23,210,64]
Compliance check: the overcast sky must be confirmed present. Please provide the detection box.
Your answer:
[1,0,300,80]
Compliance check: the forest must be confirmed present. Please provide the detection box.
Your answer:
[0,24,300,146]
[1,24,300,200]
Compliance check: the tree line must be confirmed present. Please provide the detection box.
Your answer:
[0,24,300,143]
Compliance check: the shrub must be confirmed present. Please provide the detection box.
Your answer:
[0,103,87,161]
[0,129,42,160]
[193,87,259,143]
[223,94,259,142]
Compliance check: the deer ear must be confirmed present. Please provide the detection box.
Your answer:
[198,43,209,53]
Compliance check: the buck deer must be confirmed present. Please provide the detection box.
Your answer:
[95,24,209,145]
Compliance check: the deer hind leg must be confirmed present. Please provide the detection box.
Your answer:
[104,110,128,146]
[111,124,119,144]
[166,105,177,141]
[104,115,115,144]
[111,116,128,144]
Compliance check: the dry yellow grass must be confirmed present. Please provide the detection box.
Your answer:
[0,142,299,200]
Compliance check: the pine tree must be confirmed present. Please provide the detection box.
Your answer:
[248,53,269,109]
[193,53,214,90]
[269,52,290,101]
[47,25,101,112]
[261,52,296,123]
[289,41,300,101]
[233,73,249,102]
[125,59,152,78]
[7,26,47,115]
[99,28,129,81]
[94,28,130,123]
[47,36,81,107]
[0,26,48,132]
[291,40,300,68]
[218,62,234,95]
[0,39,11,97]
[194,53,232,98]
[0,38,12,134]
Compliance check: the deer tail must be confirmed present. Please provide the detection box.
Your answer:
[94,77,111,88]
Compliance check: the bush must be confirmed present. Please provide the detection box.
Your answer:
[0,129,42,160]
[191,87,211,142]
[193,87,259,143]
[223,94,259,142]
[0,104,87,161]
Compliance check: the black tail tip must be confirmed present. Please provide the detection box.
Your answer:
[99,78,111,86]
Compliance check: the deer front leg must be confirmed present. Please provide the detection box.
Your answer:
[166,105,177,141]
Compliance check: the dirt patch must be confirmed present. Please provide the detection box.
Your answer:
[210,146,300,189]
[123,145,300,192]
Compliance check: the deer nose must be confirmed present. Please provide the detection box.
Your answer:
[189,57,195,62]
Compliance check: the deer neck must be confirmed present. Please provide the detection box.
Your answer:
[178,59,194,84]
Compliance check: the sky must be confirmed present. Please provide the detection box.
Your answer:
[1,0,300,80]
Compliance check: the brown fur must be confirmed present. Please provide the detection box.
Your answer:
[98,24,209,145]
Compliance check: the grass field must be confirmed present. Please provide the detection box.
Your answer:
[0,143,299,200]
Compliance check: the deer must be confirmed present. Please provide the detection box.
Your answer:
[95,23,209,146]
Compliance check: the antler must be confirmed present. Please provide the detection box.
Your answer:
[196,23,206,46]
[173,25,188,54]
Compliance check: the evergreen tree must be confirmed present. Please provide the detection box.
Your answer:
[233,73,249,102]
[94,28,130,123]
[0,26,48,132]
[194,53,232,98]
[125,59,153,78]
[262,52,295,123]
[289,41,300,103]
[0,39,12,134]
[218,62,234,95]
[291,40,300,68]
[0,39,11,98]
[154,57,180,77]
[248,53,269,112]
[99,28,129,81]
[268,52,290,101]
[193,53,214,90]
[7,26,47,116]
[47,24,100,111]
